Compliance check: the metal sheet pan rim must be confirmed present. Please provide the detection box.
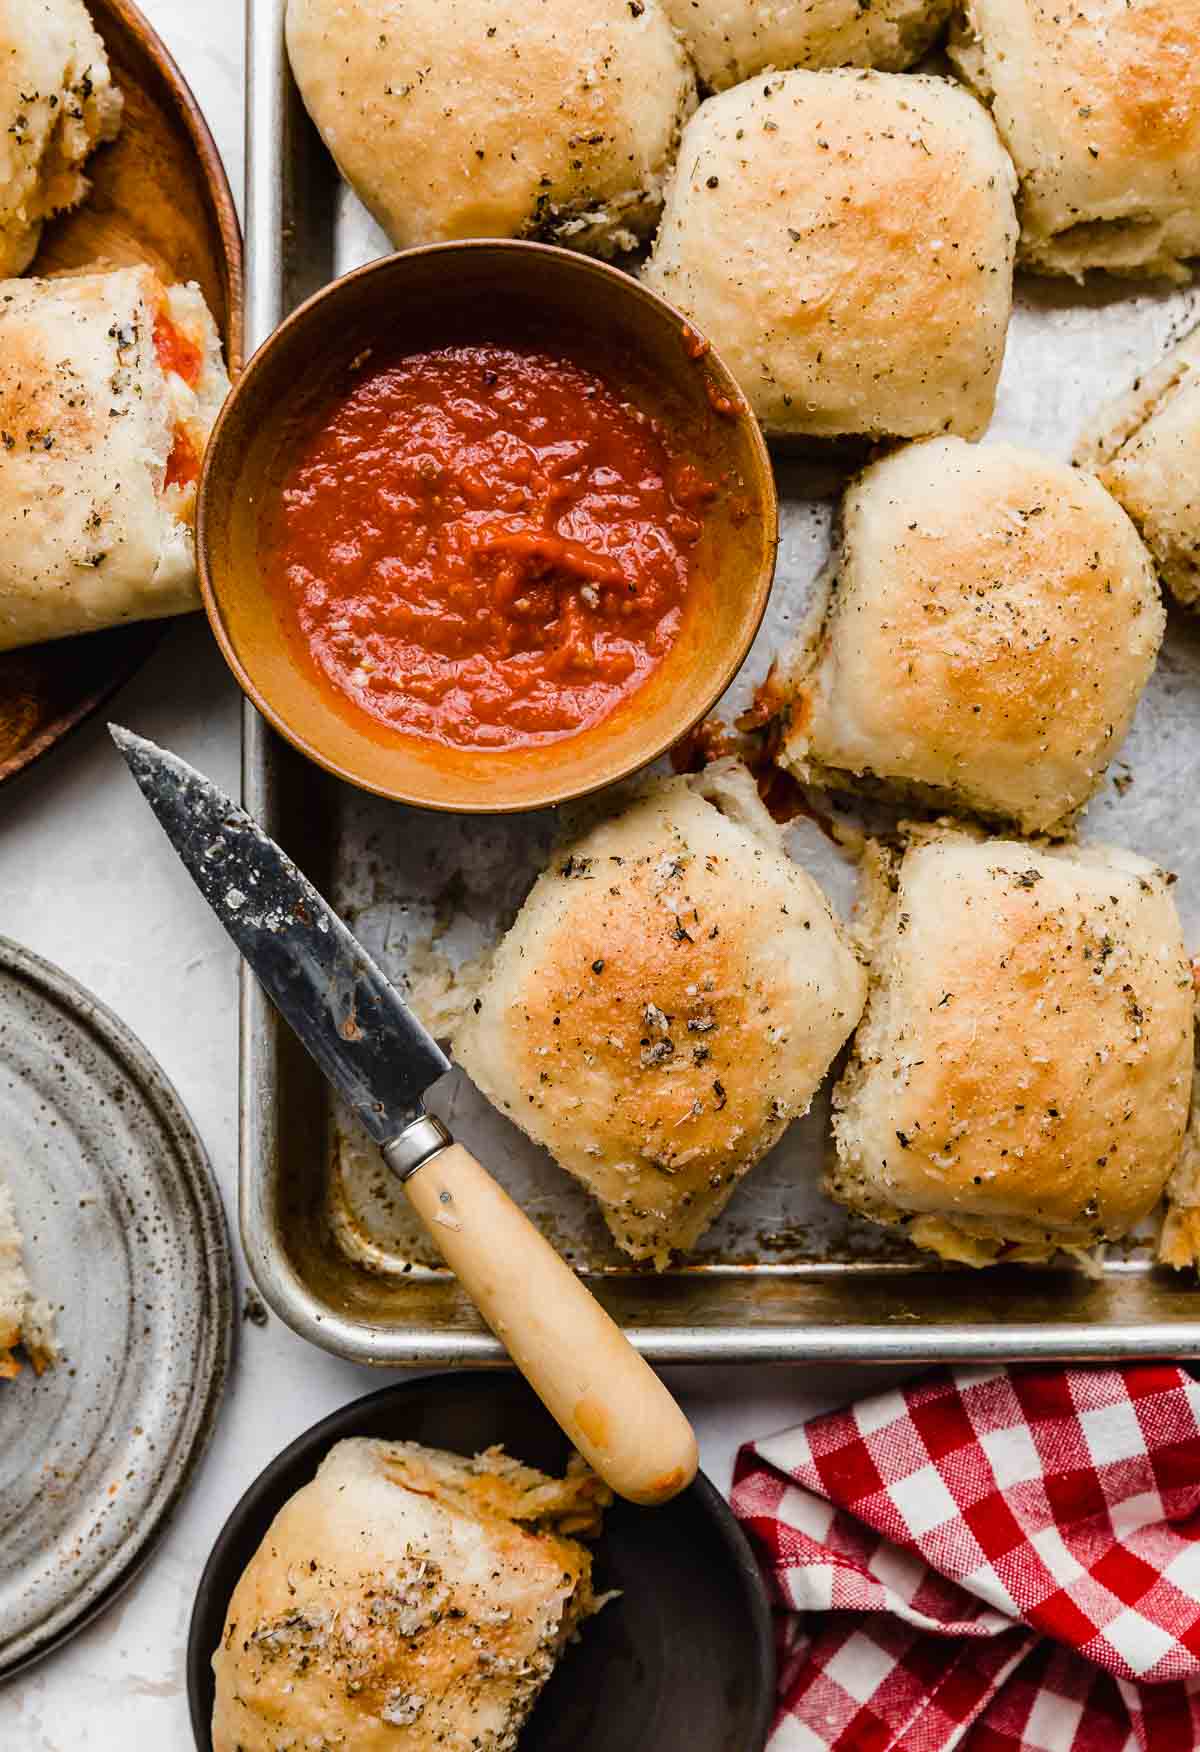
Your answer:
[240,0,1200,1366]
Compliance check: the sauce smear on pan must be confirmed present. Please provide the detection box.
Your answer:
[264,341,714,750]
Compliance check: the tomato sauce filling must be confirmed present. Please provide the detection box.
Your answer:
[153,308,203,388]
[264,340,715,750]
[153,308,204,495]
[164,425,199,492]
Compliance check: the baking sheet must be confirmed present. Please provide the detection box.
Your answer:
[241,0,1200,1362]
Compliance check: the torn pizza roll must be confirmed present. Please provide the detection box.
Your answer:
[642,70,1018,439]
[0,0,123,276]
[771,437,1164,834]
[949,0,1200,280]
[830,830,1194,1267]
[1076,326,1200,610]
[212,1437,608,1752]
[0,1177,55,1378]
[660,0,953,91]
[451,764,867,1267]
[0,265,229,650]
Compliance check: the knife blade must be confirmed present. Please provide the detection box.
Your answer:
[109,725,449,1143]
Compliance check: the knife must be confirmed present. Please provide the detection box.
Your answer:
[111,725,698,1506]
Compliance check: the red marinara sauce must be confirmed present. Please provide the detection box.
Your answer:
[264,340,716,750]
[153,308,203,388]
[153,307,203,493]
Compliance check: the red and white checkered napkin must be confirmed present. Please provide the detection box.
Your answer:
[731,1365,1200,1752]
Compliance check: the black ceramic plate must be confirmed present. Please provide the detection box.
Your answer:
[188,1372,774,1752]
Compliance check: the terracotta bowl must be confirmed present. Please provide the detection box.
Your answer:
[196,241,777,812]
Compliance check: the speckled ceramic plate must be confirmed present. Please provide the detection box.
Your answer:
[0,937,233,1677]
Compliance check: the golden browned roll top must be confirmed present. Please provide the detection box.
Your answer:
[284,0,695,257]
[658,0,953,90]
[211,1438,609,1752]
[0,265,229,651]
[452,767,867,1267]
[830,829,1195,1267]
[642,69,1018,439]
[773,436,1164,835]
[950,0,1200,279]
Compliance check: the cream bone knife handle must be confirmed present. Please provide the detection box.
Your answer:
[384,1114,698,1506]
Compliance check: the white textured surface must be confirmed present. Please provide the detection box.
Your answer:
[0,6,882,1744]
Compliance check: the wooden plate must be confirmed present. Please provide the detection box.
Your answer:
[0,0,243,786]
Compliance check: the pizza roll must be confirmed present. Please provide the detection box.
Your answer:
[1159,979,1200,1271]
[0,1177,54,1379]
[212,1437,608,1752]
[0,0,123,276]
[642,70,1018,440]
[452,765,867,1267]
[660,0,952,91]
[771,437,1164,834]
[285,0,695,258]
[1076,326,1200,609]
[949,0,1200,280]
[0,265,229,651]
[830,831,1194,1267]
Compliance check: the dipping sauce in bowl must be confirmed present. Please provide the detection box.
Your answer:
[264,336,715,751]
[198,241,776,812]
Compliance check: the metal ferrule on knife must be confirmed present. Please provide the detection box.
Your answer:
[382,1112,453,1182]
